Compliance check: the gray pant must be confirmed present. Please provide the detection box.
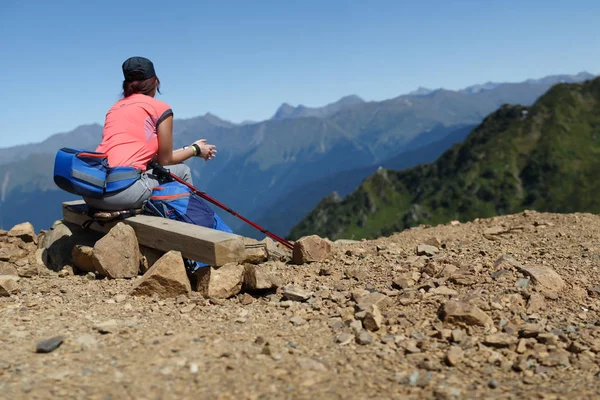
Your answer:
[84,164,193,211]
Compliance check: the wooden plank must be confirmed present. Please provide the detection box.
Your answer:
[62,200,245,266]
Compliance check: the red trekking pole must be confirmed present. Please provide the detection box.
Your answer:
[150,162,294,251]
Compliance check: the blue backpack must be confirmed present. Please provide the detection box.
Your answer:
[145,181,233,270]
[54,148,141,198]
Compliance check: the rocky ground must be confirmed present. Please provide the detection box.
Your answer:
[1,210,600,399]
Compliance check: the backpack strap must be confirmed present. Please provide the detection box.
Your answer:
[105,169,141,183]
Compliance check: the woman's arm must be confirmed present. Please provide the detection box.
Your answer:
[156,115,217,165]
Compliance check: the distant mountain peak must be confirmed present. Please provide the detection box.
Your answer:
[408,87,435,96]
[201,112,236,127]
[271,95,365,120]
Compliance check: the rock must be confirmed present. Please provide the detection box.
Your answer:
[92,223,140,279]
[114,294,127,303]
[0,276,20,296]
[484,226,508,236]
[516,339,529,354]
[488,379,500,389]
[450,329,465,343]
[242,239,268,264]
[282,285,313,302]
[94,320,120,334]
[490,269,512,280]
[519,323,545,338]
[12,251,44,278]
[0,243,28,262]
[290,316,307,326]
[537,333,559,346]
[392,275,415,290]
[439,301,493,328]
[445,346,463,366]
[526,293,546,313]
[336,333,354,345]
[193,263,245,299]
[35,336,64,353]
[0,262,18,276]
[424,237,442,247]
[131,251,191,298]
[8,222,37,244]
[243,264,279,291]
[483,333,517,348]
[292,235,331,264]
[356,292,393,312]
[58,265,75,277]
[41,220,99,271]
[361,304,383,331]
[240,293,254,305]
[356,330,373,345]
[180,304,196,314]
[402,340,421,354]
[429,286,458,296]
[516,265,565,293]
[344,266,367,281]
[494,254,521,268]
[416,244,438,257]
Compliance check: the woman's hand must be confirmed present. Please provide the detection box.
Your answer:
[193,139,217,161]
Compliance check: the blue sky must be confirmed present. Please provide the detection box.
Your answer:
[1,0,598,146]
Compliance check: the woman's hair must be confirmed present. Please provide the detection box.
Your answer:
[122,76,161,97]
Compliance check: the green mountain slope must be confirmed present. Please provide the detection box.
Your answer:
[289,78,600,240]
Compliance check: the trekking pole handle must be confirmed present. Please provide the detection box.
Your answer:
[148,161,171,179]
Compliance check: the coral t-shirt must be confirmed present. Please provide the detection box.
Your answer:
[96,94,173,171]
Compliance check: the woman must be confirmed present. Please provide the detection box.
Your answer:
[84,56,216,211]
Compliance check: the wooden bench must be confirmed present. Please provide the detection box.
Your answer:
[62,200,245,266]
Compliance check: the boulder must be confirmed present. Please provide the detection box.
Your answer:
[40,220,75,270]
[131,251,191,298]
[13,251,43,277]
[194,263,245,299]
[242,238,268,264]
[0,243,28,262]
[0,276,20,296]
[292,235,331,264]
[516,265,565,294]
[41,220,100,271]
[439,301,493,328]
[243,264,280,291]
[72,245,95,273]
[0,261,18,276]
[92,223,140,279]
[8,222,37,244]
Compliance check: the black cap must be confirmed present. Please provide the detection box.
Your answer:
[122,56,156,82]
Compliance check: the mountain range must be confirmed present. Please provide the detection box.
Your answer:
[289,77,600,240]
[0,71,595,235]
